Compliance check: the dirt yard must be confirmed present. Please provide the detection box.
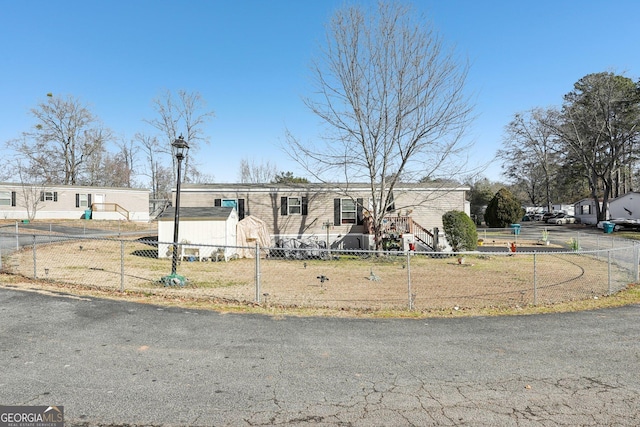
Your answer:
[3,235,631,312]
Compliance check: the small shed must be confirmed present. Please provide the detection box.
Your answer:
[157,207,238,261]
[236,215,272,258]
[609,192,640,220]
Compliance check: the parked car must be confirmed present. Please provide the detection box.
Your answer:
[547,214,579,224]
[544,213,560,223]
[597,218,640,231]
[546,213,566,223]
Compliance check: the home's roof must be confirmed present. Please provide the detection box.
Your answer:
[157,206,234,220]
[0,182,150,192]
[179,182,469,192]
[610,192,640,203]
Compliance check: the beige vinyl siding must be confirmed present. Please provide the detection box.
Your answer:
[0,183,150,221]
[177,183,469,243]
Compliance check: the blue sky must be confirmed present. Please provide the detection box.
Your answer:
[2,0,639,184]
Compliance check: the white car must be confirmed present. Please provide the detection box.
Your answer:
[547,214,579,224]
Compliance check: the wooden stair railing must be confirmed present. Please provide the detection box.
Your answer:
[380,215,437,250]
[91,203,130,220]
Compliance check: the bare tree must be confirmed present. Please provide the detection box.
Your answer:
[238,158,278,183]
[498,108,561,211]
[114,137,139,187]
[12,160,46,221]
[186,167,215,184]
[145,90,215,183]
[7,94,111,185]
[136,133,168,200]
[285,1,473,249]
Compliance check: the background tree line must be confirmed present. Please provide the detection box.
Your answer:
[3,90,217,206]
[497,72,640,222]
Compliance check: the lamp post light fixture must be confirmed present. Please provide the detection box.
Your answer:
[163,134,189,286]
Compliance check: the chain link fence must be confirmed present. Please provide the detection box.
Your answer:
[1,226,638,312]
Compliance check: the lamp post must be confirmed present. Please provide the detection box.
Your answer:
[170,135,189,280]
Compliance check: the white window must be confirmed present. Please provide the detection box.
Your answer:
[288,197,301,215]
[0,191,11,206]
[281,196,307,216]
[341,198,356,224]
[43,191,55,201]
[79,194,89,207]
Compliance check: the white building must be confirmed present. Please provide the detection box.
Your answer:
[0,182,150,222]
[157,207,238,261]
[609,192,640,220]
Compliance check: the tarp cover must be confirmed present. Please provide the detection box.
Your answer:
[236,215,272,258]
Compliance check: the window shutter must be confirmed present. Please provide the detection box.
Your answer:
[214,199,221,207]
[334,199,340,225]
[54,192,58,202]
[280,197,288,216]
[88,194,92,208]
[386,192,395,212]
[238,199,245,219]
[11,191,16,207]
[302,197,308,216]
[75,194,80,208]
[357,198,364,225]
[40,191,44,202]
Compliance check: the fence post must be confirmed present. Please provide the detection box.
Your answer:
[255,241,261,303]
[120,240,125,292]
[433,227,439,250]
[608,250,612,295]
[533,252,537,306]
[636,243,640,284]
[407,251,413,310]
[32,235,37,279]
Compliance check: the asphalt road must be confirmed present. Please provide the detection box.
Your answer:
[1,286,638,426]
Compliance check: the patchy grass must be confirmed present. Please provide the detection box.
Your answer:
[1,272,638,319]
[614,231,640,241]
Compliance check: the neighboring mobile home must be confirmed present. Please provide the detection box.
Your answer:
[0,182,150,222]
[608,192,640,220]
[174,183,470,250]
[573,198,605,225]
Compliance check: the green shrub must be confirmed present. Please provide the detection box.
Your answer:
[484,188,524,228]
[442,210,478,251]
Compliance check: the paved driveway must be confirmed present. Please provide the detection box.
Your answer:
[1,287,638,426]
